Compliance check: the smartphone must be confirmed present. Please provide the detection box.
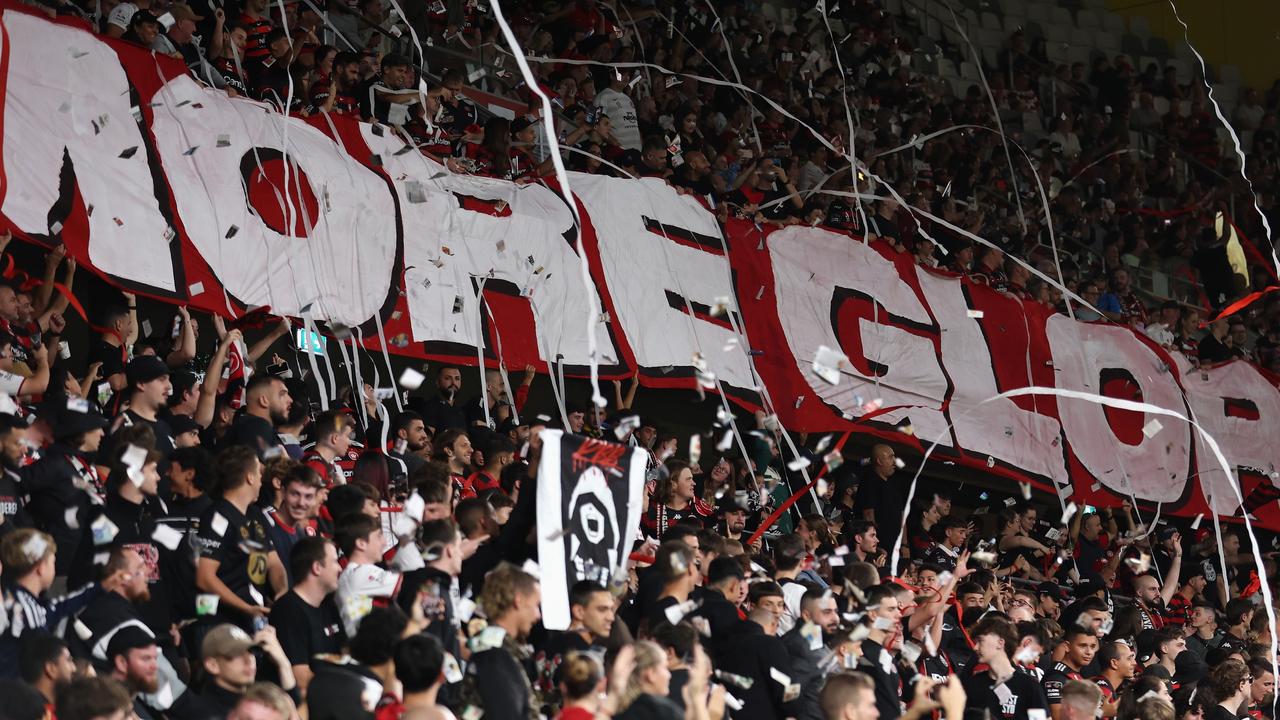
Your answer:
[1084,505,1097,514]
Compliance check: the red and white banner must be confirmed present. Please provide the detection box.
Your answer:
[2,5,1278,525]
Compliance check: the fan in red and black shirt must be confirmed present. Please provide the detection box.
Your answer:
[302,411,357,491]
[1132,560,1182,631]
[308,51,361,116]
[1041,627,1097,712]
[238,0,274,62]
[1164,567,1207,629]
[640,460,712,540]
[1091,640,1136,718]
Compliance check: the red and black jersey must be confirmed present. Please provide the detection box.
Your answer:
[640,497,713,540]
[308,79,358,116]
[1042,661,1084,706]
[238,11,274,61]
[303,450,345,489]
[461,470,501,499]
[213,57,249,96]
[1164,594,1192,627]
[1092,676,1117,714]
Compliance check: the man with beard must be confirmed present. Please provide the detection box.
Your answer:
[462,563,541,717]
[106,627,163,720]
[718,496,749,545]
[0,412,29,534]
[19,633,75,711]
[782,588,840,720]
[388,410,429,477]
[418,366,465,434]
[72,548,155,662]
[309,51,361,115]
[1132,552,1182,630]
[467,369,517,433]
[223,375,292,460]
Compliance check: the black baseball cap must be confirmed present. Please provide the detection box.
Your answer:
[126,355,170,386]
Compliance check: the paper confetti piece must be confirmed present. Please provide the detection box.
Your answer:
[399,367,426,390]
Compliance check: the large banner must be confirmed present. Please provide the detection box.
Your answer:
[2,5,1280,525]
[535,430,646,630]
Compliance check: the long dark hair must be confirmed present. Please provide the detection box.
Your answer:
[481,117,512,177]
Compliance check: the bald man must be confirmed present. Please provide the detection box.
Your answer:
[852,444,909,553]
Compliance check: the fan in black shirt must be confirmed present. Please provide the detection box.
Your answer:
[962,616,1050,720]
[269,537,345,694]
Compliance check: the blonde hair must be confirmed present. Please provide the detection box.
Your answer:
[617,641,667,711]
[479,563,539,620]
[559,651,604,702]
[0,529,55,577]
[237,682,296,720]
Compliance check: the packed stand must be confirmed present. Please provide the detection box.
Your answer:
[0,228,1267,720]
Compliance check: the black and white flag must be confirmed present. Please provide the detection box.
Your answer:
[536,429,645,630]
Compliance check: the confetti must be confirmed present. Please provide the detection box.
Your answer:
[1142,419,1163,438]
[967,309,984,319]
[119,146,138,159]
[811,345,849,385]
[399,367,426,390]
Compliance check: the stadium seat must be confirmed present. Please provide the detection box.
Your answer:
[1049,6,1073,27]
[1070,27,1093,47]
[1095,29,1121,54]
[1128,15,1151,38]
[1153,96,1170,116]
[1075,10,1100,29]
[1121,33,1146,58]
[960,61,981,81]
[1046,42,1070,64]
[981,11,1002,31]
[1043,25,1070,44]
[1138,55,1160,75]
[1147,35,1170,58]
[1101,13,1126,34]
[1219,64,1242,86]
[1026,3,1051,24]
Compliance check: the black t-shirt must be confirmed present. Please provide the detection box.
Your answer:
[269,590,345,669]
[860,638,903,720]
[101,410,175,465]
[1205,705,1241,720]
[221,413,283,460]
[195,498,276,628]
[962,666,1049,720]
[853,473,909,545]
[419,396,467,434]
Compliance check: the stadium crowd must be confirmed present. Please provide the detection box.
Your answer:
[0,0,1277,718]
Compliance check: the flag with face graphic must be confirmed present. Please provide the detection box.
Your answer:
[536,429,646,630]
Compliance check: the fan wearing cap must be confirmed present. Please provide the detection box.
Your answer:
[98,356,175,477]
[23,402,109,576]
[121,10,162,47]
[104,0,154,37]
[151,4,205,63]
[168,623,296,719]
[105,626,162,720]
